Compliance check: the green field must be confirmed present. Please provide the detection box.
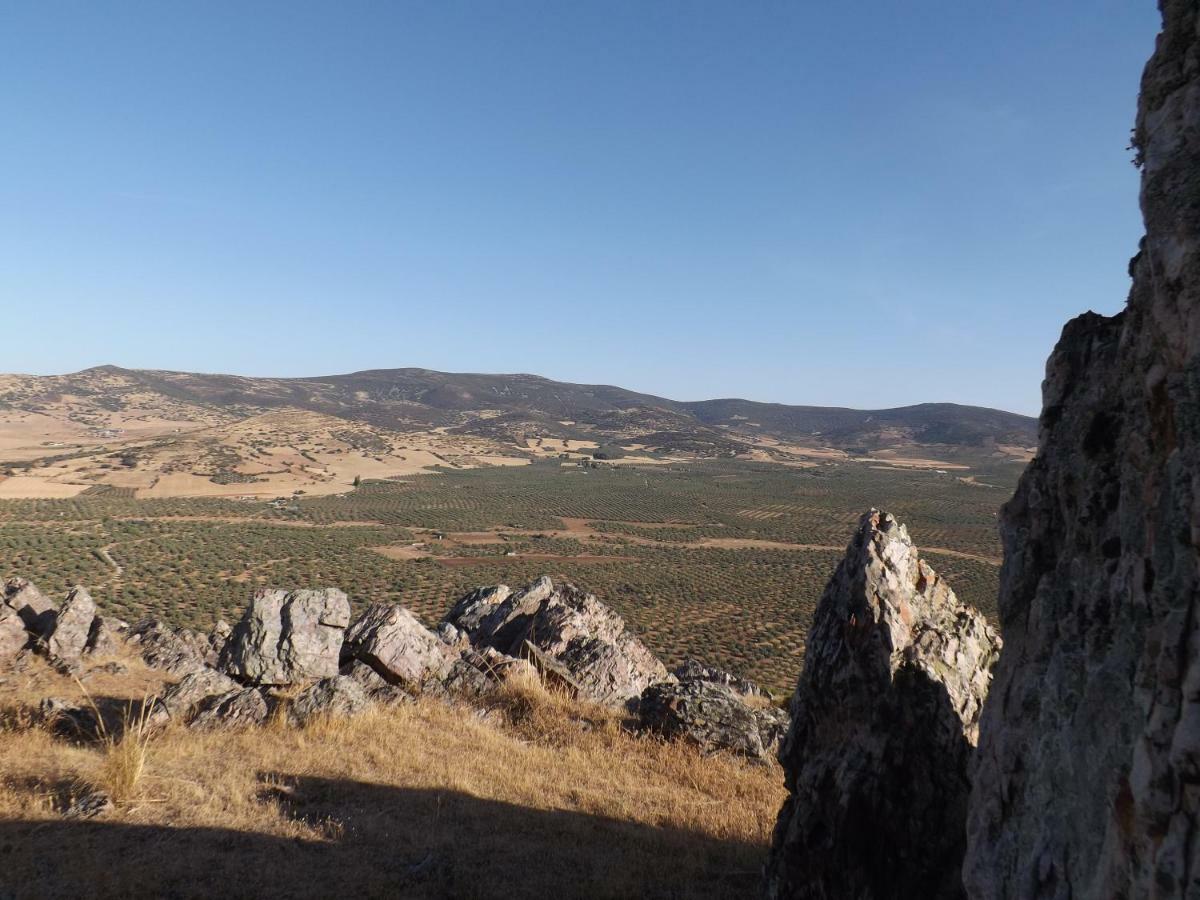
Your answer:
[0,458,1019,693]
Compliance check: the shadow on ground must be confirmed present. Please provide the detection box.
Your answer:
[0,775,766,899]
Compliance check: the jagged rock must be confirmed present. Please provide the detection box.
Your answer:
[2,578,56,637]
[150,667,241,727]
[447,576,670,708]
[289,675,371,725]
[45,587,96,668]
[763,510,1000,900]
[341,659,414,705]
[220,588,350,686]
[443,584,513,634]
[343,603,452,687]
[207,619,231,656]
[125,619,213,675]
[638,679,787,760]
[0,604,27,665]
[965,7,1200,897]
[84,615,127,657]
[189,687,270,730]
[671,658,766,699]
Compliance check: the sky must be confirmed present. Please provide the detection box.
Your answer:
[0,2,1161,416]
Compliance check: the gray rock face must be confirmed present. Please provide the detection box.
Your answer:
[84,616,127,657]
[3,578,57,636]
[290,675,371,725]
[46,587,97,667]
[150,667,241,726]
[343,603,452,688]
[447,576,670,708]
[965,6,1200,897]
[220,588,350,685]
[670,658,766,699]
[444,584,513,634]
[125,619,214,675]
[764,510,1000,900]
[638,679,787,760]
[0,604,27,664]
[189,687,270,730]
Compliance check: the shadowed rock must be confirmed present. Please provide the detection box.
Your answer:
[3,578,57,637]
[965,5,1200,896]
[763,510,999,900]
[220,588,351,686]
[46,587,97,668]
[289,675,371,725]
[150,667,241,727]
[638,679,787,761]
[125,619,215,675]
[0,604,27,665]
[190,687,270,730]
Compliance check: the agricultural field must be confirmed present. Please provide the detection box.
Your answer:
[0,457,1020,693]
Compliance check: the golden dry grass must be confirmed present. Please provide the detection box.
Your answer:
[0,655,784,899]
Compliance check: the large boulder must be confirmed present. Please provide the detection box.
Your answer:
[446,576,670,708]
[3,578,57,637]
[220,588,350,686]
[45,587,97,668]
[638,678,787,760]
[0,604,28,665]
[342,603,452,687]
[763,510,1000,900]
[965,6,1200,897]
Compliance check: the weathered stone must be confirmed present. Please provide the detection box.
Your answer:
[45,587,97,667]
[150,666,241,727]
[289,675,371,725]
[207,619,231,656]
[443,584,513,634]
[84,615,127,657]
[965,6,1200,897]
[38,697,102,741]
[763,510,1000,900]
[125,619,213,675]
[341,659,414,705]
[189,687,270,730]
[671,658,766,699]
[2,578,56,637]
[343,603,451,687]
[638,679,787,760]
[0,604,27,665]
[449,577,670,708]
[220,588,350,686]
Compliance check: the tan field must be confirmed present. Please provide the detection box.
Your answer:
[0,653,782,899]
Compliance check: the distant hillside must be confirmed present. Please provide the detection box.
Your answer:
[0,365,1036,457]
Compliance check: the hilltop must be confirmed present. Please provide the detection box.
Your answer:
[0,364,1035,500]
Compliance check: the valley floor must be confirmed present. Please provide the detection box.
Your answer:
[0,652,782,899]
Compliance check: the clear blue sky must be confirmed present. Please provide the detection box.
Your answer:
[0,2,1159,415]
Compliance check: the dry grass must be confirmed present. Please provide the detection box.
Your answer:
[0,655,784,898]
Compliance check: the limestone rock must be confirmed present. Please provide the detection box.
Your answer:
[220,588,350,686]
[125,619,214,675]
[638,679,787,760]
[763,510,999,900]
[965,6,1200,896]
[45,587,97,668]
[0,604,28,665]
[84,616,127,657]
[343,603,451,688]
[3,578,57,637]
[447,577,669,708]
[150,667,241,727]
[671,658,766,699]
[289,675,371,725]
[189,687,270,730]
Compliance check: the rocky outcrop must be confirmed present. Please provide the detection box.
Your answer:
[3,578,56,637]
[764,510,1000,900]
[125,619,215,675]
[446,576,670,708]
[45,587,97,669]
[84,616,127,657]
[965,6,1200,897]
[290,675,371,725]
[220,588,350,685]
[189,687,270,730]
[150,667,241,726]
[670,658,768,699]
[638,679,787,761]
[343,603,452,688]
[0,604,27,665]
